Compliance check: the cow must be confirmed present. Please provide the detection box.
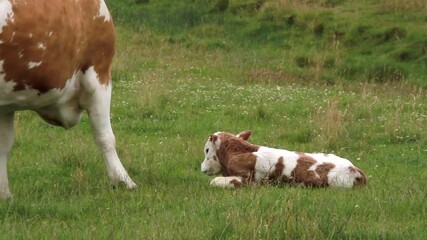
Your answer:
[0,0,136,199]
[201,130,367,188]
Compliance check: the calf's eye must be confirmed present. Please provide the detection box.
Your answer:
[205,148,209,154]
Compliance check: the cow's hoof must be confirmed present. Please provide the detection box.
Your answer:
[0,192,13,200]
[111,180,137,190]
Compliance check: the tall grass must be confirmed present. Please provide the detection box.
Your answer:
[379,0,427,11]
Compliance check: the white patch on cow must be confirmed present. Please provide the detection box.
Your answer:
[0,60,17,101]
[0,0,14,32]
[37,42,46,50]
[210,176,242,188]
[27,61,42,69]
[79,66,106,95]
[0,69,81,110]
[302,153,357,187]
[97,0,111,22]
[201,134,222,175]
[327,167,355,188]
[306,153,353,166]
[254,147,299,181]
[315,154,360,188]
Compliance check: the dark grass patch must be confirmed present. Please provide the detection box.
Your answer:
[367,62,406,83]
[295,56,313,68]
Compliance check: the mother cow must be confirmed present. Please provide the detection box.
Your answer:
[0,0,136,199]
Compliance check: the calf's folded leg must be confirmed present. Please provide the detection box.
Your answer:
[210,176,243,188]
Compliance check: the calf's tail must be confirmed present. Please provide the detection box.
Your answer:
[351,167,367,187]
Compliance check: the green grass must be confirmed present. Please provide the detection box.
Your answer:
[1,0,427,239]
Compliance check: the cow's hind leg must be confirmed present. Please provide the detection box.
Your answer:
[0,113,14,199]
[80,67,136,189]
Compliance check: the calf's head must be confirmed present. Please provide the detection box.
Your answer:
[200,130,253,175]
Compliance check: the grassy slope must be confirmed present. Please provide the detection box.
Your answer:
[108,0,427,87]
[1,0,427,239]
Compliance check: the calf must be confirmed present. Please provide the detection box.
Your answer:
[0,0,136,199]
[201,130,366,188]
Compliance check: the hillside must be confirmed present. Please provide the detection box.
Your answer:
[107,0,427,87]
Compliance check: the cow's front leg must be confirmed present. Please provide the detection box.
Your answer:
[82,68,136,189]
[210,176,243,188]
[0,113,14,199]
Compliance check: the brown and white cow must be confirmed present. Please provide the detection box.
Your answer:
[0,0,136,199]
[201,130,367,188]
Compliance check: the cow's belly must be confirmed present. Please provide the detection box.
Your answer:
[0,73,84,129]
[35,102,84,129]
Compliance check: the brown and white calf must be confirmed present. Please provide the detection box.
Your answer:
[0,0,136,199]
[201,131,366,188]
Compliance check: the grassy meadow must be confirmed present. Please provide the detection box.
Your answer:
[1,0,426,239]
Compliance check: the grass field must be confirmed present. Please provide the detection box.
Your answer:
[1,0,426,239]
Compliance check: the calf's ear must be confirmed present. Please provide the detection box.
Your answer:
[236,130,252,141]
[209,135,218,143]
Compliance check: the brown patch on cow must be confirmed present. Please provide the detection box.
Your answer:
[349,166,367,187]
[273,157,285,179]
[291,155,320,187]
[267,157,294,185]
[267,156,285,183]
[0,0,114,93]
[215,132,259,177]
[315,163,335,187]
[227,153,257,184]
[220,133,259,154]
[230,179,243,188]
